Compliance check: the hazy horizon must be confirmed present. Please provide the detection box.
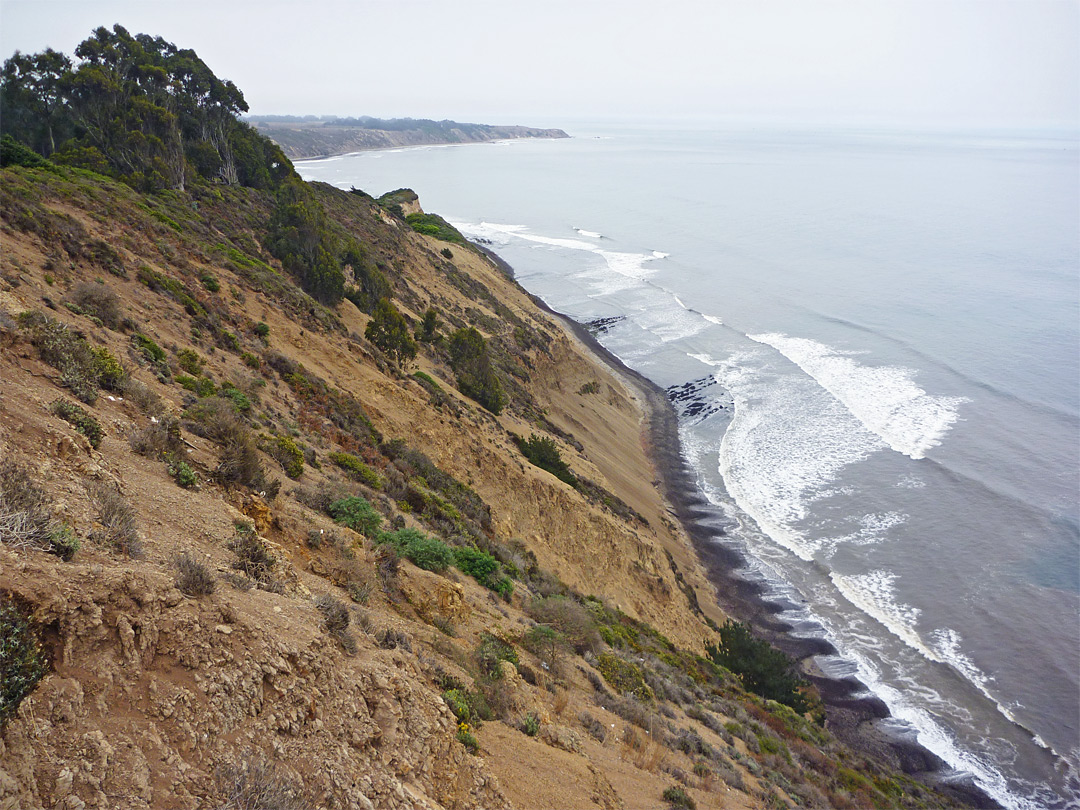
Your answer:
[1,0,1077,131]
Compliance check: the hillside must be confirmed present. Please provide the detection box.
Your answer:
[0,25,966,810]
[246,117,570,160]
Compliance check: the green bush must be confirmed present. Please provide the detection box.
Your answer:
[218,383,252,413]
[175,348,203,375]
[328,451,381,488]
[199,272,220,293]
[517,434,576,487]
[378,527,452,572]
[51,398,104,448]
[662,786,696,810]
[268,435,304,479]
[240,352,261,369]
[596,652,654,704]
[329,495,382,537]
[365,298,416,365]
[520,712,540,737]
[453,546,499,586]
[456,727,479,754]
[133,333,166,363]
[522,624,564,669]
[46,525,80,562]
[404,212,467,245]
[447,327,506,414]
[176,374,217,397]
[706,621,812,714]
[168,460,198,488]
[20,312,127,402]
[0,600,47,728]
[476,632,518,678]
[253,322,270,339]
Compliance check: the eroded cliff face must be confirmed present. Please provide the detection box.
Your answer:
[0,165,962,810]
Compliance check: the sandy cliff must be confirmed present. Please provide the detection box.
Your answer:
[0,164,962,809]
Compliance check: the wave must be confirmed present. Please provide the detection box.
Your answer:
[748,332,968,459]
[575,228,602,238]
[691,349,888,561]
[816,313,1080,423]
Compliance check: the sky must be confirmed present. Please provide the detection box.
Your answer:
[0,0,1076,129]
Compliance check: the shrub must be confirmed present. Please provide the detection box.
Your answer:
[67,282,122,330]
[0,460,53,552]
[405,212,467,244]
[175,348,203,375]
[122,378,164,415]
[215,753,314,810]
[240,351,261,369]
[520,712,540,737]
[578,381,601,395]
[51,399,104,449]
[175,552,216,596]
[87,481,142,557]
[596,652,654,704]
[706,622,812,713]
[522,624,565,670]
[0,600,47,728]
[46,525,80,561]
[378,527,452,572]
[328,451,381,488]
[453,546,500,586]
[268,436,304,479]
[133,333,166,363]
[517,434,576,487]
[525,596,603,655]
[578,712,607,743]
[440,248,453,260]
[315,594,356,654]
[20,312,127,402]
[219,383,252,413]
[176,374,217,397]
[662,786,696,810]
[456,726,479,754]
[199,272,220,293]
[447,327,505,414]
[476,632,518,678]
[329,495,382,537]
[227,527,276,585]
[365,298,416,365]
[129,415,185,459]
[253,322,270,339]
[168,460,198,488]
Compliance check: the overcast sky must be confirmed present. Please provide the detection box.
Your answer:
[1,0,1076,128]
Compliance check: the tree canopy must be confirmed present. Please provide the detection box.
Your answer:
[1,25,294,192]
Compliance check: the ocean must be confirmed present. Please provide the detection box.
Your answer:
[296,122,1080,809]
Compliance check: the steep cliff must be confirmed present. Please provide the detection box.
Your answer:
[0,162,962,810]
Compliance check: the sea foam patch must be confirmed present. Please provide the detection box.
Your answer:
[748,333,968,459]
[693,350,887,560]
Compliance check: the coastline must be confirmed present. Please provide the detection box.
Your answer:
[476,242,999,809]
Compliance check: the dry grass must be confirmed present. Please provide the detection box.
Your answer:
[175,552,216,596]
[67,282,123,329]
[87,480,142,557]
[215,753,313,810]
[0,459,53,551]
[129,416,184,458]
[314,593,357,654]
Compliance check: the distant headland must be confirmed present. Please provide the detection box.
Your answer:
[246,115,569,159]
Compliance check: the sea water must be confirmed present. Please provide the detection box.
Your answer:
[297,123,1080,809]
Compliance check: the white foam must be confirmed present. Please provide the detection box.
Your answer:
[748,333,968,459]
[652,250,670,258]
[575,228,602,238]
[832,571,926,652]
[694,350,886,561]
[702,314,724,325]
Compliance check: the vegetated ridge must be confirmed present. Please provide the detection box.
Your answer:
[246,115,570,160]
[0,25,966,810]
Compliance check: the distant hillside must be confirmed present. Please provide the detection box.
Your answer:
[246,116,569,159]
